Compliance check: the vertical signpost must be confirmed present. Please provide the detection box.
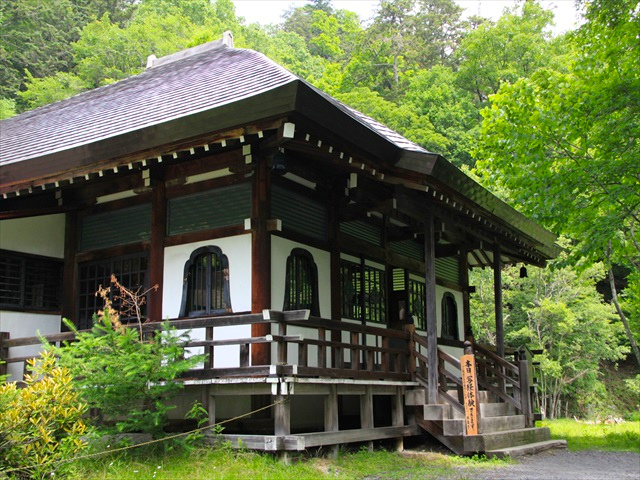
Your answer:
[461,341,479,435]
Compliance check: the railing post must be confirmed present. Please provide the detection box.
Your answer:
[317,328,326,368]
[404,324,416,377]
[350,331,359,370]
[277,317,287,365]
[0,332,9,377]
[205,326,214,370]
[519,358,534,427]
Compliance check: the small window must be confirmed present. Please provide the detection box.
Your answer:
[408,279,426,330]
[283,249,319,316]
[0,250,63,312]
[77,254,149,330]
[440,292,459,340]
[340,259,386,323]
[180,246,231,317]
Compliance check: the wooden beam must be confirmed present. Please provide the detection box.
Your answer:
[61,211,78,325]
[424,212,439,404]
[460,251,472,342]
[494,244,504,358]
[251,155,272,365]
[148,178,166,322]
[324,384,339,458]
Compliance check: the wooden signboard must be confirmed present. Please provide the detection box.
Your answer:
[461,353,479,435]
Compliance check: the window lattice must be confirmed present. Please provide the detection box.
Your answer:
[0,251,62,311]
[180,246,231,317]
[340,260,385,324]
[284,249,319,316]
[77,254,148,330]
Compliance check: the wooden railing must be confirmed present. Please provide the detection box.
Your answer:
[473,342,534,427]
[0,311,413,382]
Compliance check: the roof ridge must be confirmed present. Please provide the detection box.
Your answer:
[148,31,234,69]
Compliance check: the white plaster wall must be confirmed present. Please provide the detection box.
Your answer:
[0,214,66,258]
[162,234,252,368]
[271,236,331,366]
[0,214,65,381]
[0,311,61,381]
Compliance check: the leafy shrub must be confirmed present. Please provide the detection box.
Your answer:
[52,290,202,438]
[0,351,89,479]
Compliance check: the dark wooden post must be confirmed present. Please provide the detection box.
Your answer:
[493,244,504,358]
[252,155,271,365]
[460,251,473,342]
[360,385,374,451]
[329,187,342,368]
[424,212,439,404]
[324,385,339,458]
[149,178,166,322]
[519,358,534,427]
[0,332,9,377]
[405,323,416,377]
[392,387,404,452]
[61,211,78,325]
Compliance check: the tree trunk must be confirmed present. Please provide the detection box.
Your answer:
[608,267,640,366]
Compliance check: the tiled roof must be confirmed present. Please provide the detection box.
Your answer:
[0,42,430,167]
[0,45,298,166]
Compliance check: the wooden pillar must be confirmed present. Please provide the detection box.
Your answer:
[274,393,291,462]
[329,187,342,367]
[391,387,404,452]
[324,385,339,458]
[61,211,78,326]
[493,244,504,358]
[460,251,472,342]
[252,155,271,365]
[360,385,374,451]
[424,213,439,404]
[205,386,215,427]
[148,179,166,322]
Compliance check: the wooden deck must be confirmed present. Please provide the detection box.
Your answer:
[1,310,546,455]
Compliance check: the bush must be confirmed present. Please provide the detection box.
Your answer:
[0,351,89,479]
[53,289,202,438]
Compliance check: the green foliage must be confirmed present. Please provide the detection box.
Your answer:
[0,350,89,479]
[539,419,640,453]
[0,98,16,119]
[68,444,499,480]
[455,1,558,104]
[19,71,86,110]
[473,0,640,365]
[53,303,202,437]
[471,244,628,419]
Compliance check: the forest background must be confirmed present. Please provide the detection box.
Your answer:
[1,0,638,420]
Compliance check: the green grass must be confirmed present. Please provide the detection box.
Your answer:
[539,419,640,453]
[66,443,504,480]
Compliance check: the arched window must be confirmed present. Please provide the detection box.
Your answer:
[283,249,319,316]
[440,292,459,340]
[180,246,231,317]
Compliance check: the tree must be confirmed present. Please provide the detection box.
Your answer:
[455,1,559,105]
[403,65,479,166]
[470,248,628,419]
[473,0,640,365]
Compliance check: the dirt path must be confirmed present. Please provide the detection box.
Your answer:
[458,450,640,480]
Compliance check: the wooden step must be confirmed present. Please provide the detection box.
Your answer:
[464,426,551,452]
[480,402,516,417]
[442,414,525,436]
[405,388,425,406]
[423,403,451,420]
[485,439,568,459]
[480,414,525,433]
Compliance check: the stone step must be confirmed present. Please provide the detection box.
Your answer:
[480,414,525,433]
[464,426,551,452]
[442,414,525,436]
[485,439,568,459]
[423,404,451,421]
[480,402,516,417]
[405,389,425,406]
